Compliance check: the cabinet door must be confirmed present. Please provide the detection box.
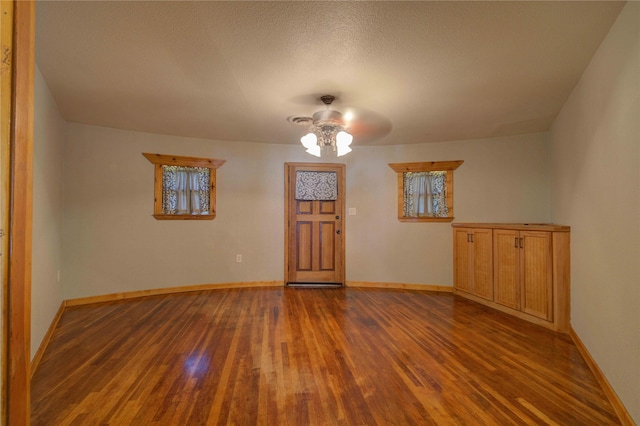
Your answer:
[521,231,553,320]
[493,229,520,309]
[471,229,493,300]
[453,229,472,293]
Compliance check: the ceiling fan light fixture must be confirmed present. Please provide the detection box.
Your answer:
[291,95,355,158]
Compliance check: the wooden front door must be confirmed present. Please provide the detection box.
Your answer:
[285,163,345,285]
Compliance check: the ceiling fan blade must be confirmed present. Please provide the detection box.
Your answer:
[344,107,392,144]
[287,93,392,144]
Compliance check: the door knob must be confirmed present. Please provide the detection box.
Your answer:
[336,230,341,235]
[335,215,340,219]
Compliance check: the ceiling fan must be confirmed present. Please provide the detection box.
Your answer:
[287,95,354,157]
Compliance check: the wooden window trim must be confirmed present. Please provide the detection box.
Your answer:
[388,160,463,223]
[143,153,225,220]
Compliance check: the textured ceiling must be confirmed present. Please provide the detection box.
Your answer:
[35,1,625,146]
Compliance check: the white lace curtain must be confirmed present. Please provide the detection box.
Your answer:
[403,171,448,217]
[175,170,203,214]
[162,166,209,215]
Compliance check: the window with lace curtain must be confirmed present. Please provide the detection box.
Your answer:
[389,161,463,222]
[143,153,225,220]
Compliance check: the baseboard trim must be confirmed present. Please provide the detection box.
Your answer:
[65,281,451,306]
[65,281,285,307]
[346,281,454,292]
[31,301,67,379]
[569,326,634,425]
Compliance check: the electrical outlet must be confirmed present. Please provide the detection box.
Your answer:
[236,254,242,263]
[348,207,356,216]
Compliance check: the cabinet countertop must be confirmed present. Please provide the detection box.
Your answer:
[452,223,570,232]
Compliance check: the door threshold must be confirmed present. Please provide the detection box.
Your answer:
[286,282,344,289]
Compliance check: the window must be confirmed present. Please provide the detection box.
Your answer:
[143,153,225,220]
[388,161,463,222]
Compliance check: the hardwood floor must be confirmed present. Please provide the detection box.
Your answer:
[31,288,620,425]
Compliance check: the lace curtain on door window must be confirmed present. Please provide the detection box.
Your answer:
[295,171,338,200]
[162,166,210,214]
[403,171,448,217]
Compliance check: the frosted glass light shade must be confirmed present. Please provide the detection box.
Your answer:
[337,145,352,157]
[300,128,352,157]
[306,145,321,157]
[301,133,318,149]
[336,131,353,146]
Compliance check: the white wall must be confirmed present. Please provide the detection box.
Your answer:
[550,2,639,422]
[32,65,66,358]
[62,123,549,299]
[344,133,550,285]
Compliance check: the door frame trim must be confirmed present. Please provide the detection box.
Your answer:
[3,1,35,423]
[284,162,346,285]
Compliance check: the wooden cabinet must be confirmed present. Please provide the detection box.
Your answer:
[454,228,493,300]
[494,230,553,320]
[453,224,570,332]
[493,229,520,310]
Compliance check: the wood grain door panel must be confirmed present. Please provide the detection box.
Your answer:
[319,221,336,270]
[521,231,553,320]
[493,229,520,309]
[296,221,313,271]
[471,229,493,300]
[453,229,472,293]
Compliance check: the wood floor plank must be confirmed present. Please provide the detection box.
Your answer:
[31,288,621,425]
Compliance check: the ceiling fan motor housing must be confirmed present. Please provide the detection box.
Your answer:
[320,95,336,105]
[312,109,345,127]
[290,94,353,152]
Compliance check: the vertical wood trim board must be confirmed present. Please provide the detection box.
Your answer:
[6,1,35,424]
[0,1,15,420]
